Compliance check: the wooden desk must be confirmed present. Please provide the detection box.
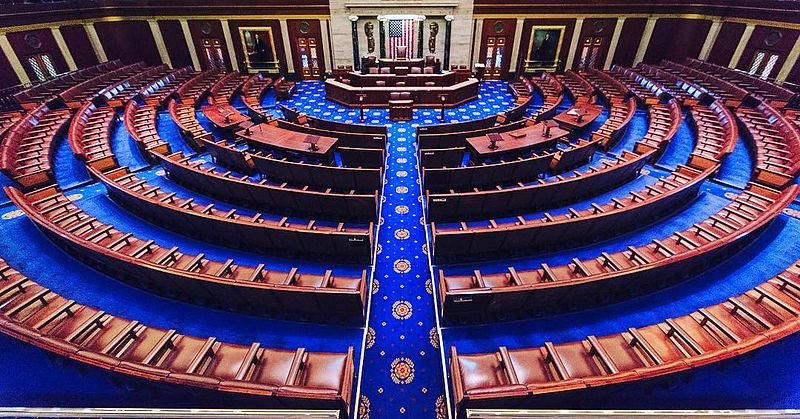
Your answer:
[325,78,480,108]
[236,122,338,160]
[202,105,251,130]
[553,104,604,131]
[466,120,570,159]
[378,58,424,70]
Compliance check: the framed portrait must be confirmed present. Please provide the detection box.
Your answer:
[524,26,565,72]
[239,27,280,73]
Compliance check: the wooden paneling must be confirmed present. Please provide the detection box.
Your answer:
[707,22,746,66]
[158,20,193,68]
[518,18,576,73]
[571,18,617,70]
[228,19,286,73]
[6,28,69,80]
[95,20,162,65]
[59,24,98,68]
[643,18,712,64]
[736,25,800,73]
[479,19,517,77]
[188,19,231,71]
[286,19,325,76]
[610,18,646,67]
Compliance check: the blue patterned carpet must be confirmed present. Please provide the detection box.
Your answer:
[283,81,518,418]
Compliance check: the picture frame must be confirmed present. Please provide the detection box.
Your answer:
[524,25,565,72]
[239,26,280,73]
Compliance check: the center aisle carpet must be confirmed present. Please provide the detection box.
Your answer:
[282,81,517,418]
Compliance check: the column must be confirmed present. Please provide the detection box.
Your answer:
[508,18,525,73]
[179,19,201,71]
[0,34,30,84]
[443,15,453,69]
[471,18,483,68]
[698,18,722,61]
[417,16,425,59]
[279,19,295,73]
[776,35,800,83]
[633,16,657,65]
[220,19,239,72]
[729,23,755,68]
[563,17,584,70]
[50,27,77,71]
[320,19,334,72]
[83,22,108,62]
[147,19,173,67]
[349,15,360,70]
[378,16,386,59]
[603,17,625,69]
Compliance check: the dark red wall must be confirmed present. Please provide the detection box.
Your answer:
[571,18,618,69]
[228,19,286,73]
[158,20,193,69]
[0,51,20,88]
[643,18,712,64]
[6,28,69,80]
[286,19,325,74]
[610,18,646,67]
[518,18,577,73]
[736,25,800,73]
[706,22,745,66]
[59,24,98,68]
[94,20,161,65]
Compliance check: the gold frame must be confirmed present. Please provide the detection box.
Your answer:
[524,25,565,72]
[238,26,280,74]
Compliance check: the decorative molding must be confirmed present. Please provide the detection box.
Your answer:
[633,16,657,65]
[775,34,800,83]
[0,34,30,84]
[698,17,722,61]
[147,19,172,67]
[508,18,524,73]
[220,19,239,72]
[563,17,584,70]
[320,18,334,72]
[179,18,201,70]
[83,22,108,62]
[279,19,295,73]
[603,17,625,69]
[729,22,755,68]
[345,1,460,8]
[471,18,483,67]
[50,26,77,71]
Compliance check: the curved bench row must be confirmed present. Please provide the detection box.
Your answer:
[0,104,71,190]
[13,60,122,109]
[6,185,368,322]
[60,62,146,109]
[124,102,171,160]
[68,102,117,172]
[0,258,354,416]
[241,73,275,121]
[659,60,750,108]
[450,259,800,417]
[156,152,378,222]
[169,99,213,149]
[686,100,738,170]
[137,66,195,108]
[685,58,797,108]
[610,65,671,105]
[528,72,565,122]
[736,101,800,189]
[426,148,649,222]
[438,182,798,323]
[93,165,374,263]
[636,64,712,107]
[432,163,708,262]
[98,65,173,108]
[176,69,224,105]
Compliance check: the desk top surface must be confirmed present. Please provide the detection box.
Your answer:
[202,105,251,129]
[552,104,604,130]
[467,120,570,157]
[236,122,338,156]
[326,78,478,92]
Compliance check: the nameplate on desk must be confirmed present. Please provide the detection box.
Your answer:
[348,238,365,243]
[423,152,434,156]
[432,198,447,202]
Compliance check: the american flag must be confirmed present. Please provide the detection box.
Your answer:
[388,19,415,59]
